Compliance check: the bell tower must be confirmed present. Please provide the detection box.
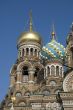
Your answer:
[66,23,73,67]
[0,12,44,110]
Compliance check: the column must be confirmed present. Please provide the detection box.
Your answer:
[29,48,30,56]
[28,66,35,83]
[16,71,22,90]
[55,65,56,76]
[49,65,51,76]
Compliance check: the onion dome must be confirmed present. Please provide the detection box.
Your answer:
[18,32,42,44]
[41,28,66,60]
[17,12,42,45]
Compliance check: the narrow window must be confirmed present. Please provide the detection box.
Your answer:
[47,66,50,76]
[30,48,33,56]
[22,49,24,56]
[22,66,28,82]
[56,66,59,76]
[34,67,39,82]
[34,49,37,56]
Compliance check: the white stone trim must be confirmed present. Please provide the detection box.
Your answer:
[16,81,21,83]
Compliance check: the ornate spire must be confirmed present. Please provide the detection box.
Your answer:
[29,10,33,32]
[51,24,55,40]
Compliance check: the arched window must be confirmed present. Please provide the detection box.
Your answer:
[25,92,30,96]
[50,80,56,86]
[26,48,29,55]
[34,67,39,82]
[30,48,33,56]
[16,92,22,97]
[42,90,50,95]
[22,66,28,82]
[47,66,50,76]
[22,49,24,56]
[51,65,55,76]
[34,49,37,56]
[56,66,59,76]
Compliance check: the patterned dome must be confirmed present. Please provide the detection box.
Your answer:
[41,39,66,60]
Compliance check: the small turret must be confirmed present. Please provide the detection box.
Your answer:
[66,22,73,67]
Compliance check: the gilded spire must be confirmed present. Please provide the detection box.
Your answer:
[51,24,55,40]
[29,10,33,32]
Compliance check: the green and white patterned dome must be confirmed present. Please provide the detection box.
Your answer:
[41,32,66,60]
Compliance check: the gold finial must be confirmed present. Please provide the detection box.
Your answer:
[51,24,55,40]
[11,96,16,102]
[29,10,33,32]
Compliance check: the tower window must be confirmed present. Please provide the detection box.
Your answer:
[30,48,33,55]
[34,67,39,82]
[22,49,24,56]
[22,66,28,75]
[34,49,37,56]
[22,66,28,82]
[47,66,50,76]
[56,66,59,76]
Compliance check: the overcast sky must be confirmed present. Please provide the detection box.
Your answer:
[0,0,73,101]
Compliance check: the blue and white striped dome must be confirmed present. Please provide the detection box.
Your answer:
[41,39,66,60]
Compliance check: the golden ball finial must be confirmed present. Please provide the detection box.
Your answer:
[51,31,55,39]
[51,23,55,40]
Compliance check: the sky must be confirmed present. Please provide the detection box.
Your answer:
[0,0,73,102]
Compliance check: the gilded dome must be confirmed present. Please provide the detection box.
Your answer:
[17,31,42,45]
[41,39,66,60]
[17,12,42,45]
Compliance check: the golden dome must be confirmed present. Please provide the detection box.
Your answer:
[17,11,42,45]
[17,31,42,45]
